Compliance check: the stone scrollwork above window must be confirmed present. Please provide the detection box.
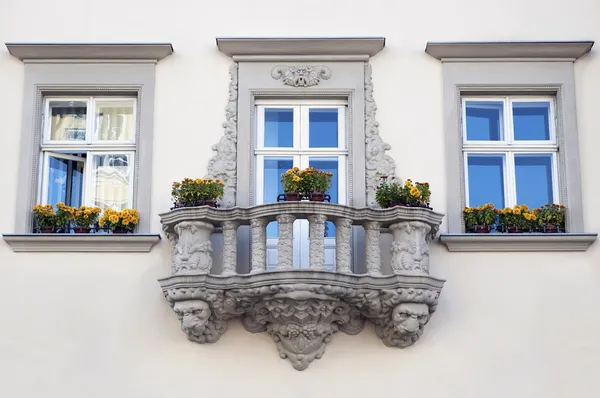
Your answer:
[271,65,332,87]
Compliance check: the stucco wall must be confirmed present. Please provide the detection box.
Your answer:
[1,0,599,397]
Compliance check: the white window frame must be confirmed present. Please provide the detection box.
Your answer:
[462,95,559,209]
[38,96,137,209]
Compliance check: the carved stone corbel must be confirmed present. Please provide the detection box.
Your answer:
[375,303,431,348]
[173,300,228,344]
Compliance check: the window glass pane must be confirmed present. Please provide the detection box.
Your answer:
[309,108,339,148]
[264,108,293,147]
[512,102,551,141]
[48,100,87,141]
[46,155,84,207]
[309,158,338,237]
[95,99,135,141]
[263,157,293,238]
[515,154,554,208]
[90,154,132,210]
[465,101,504,141]
[467,154,505,208]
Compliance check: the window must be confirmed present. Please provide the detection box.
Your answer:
[463,96,558,210]
[40,96,136,211]
[254,99,347,270]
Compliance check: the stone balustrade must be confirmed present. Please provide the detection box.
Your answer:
[159,202,446,370]
[160,202,443,276]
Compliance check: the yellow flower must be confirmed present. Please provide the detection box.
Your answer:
[514,208,521,215]
[405,179,413,187]
[292,175,301,182]
[410,186,420,197]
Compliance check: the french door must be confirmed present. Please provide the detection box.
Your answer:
[255,99,347,270]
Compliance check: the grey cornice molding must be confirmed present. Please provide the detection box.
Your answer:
[439,233,597,252]
[216,37,385,58]
[2,233,161,252]
[5,43,174,62]
[425,41,594,61]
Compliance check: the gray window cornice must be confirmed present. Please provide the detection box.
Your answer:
[5,43,174,62]
[216,37,385,60]
[425,41,594,61]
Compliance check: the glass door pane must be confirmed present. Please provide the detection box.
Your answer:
[308,108,339,148]
[264,108,294,147]
[94,99,136,142]
[47,100,88,141]
[89,153,133,210]
[45,154,85,207]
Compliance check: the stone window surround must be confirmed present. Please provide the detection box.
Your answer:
[2,43,173,252]
[427,41,597,252]
[207,37,398,272]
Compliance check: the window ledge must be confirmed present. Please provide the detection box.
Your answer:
[439,233,597,252]
[2,233,161,252]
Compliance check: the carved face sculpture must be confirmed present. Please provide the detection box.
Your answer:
[391,222,431,273]
[174,300,211,341]
[392,303,430,336]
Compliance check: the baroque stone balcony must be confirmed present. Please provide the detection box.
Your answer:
[159,202,445,370]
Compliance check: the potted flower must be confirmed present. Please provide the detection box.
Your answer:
[463,203,496,233]
[298,167,333,202]
[99,208,139,233]
[375,178,431,209]
[533,204,566,233]
[171,178,224,208]
[72,205,102,233]
[497,205,536,233]
[32,204,58,233]
[280,167,302,201]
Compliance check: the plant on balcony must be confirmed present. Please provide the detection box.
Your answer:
[463,203,496,233]
[99,208,139,233]
[375,178,431,209]
[280,167,333,202]
[280,167,302,201]
[497,205,537,233]
[72,205,102,233]
[298,167,333,202]
[171,178,224,208]
[533,204,566,233]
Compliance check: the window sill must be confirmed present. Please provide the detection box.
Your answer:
[439,233,597,252]
[2,233,161,252]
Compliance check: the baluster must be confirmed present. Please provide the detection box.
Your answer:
[221,221,239,275]
[308,214,327,270]
[364,221,382,275]
[335,218,353,273]
[250,218,267,273]
[276,214,296,270]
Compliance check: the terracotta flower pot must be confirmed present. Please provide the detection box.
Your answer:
[542,224,559,233]
[112,227,130,234]
[284,192,301,201]
[73,227,90,234]
[39,226,55,233]
[507,227,526,233]
[309,192,326,202]
[472,225,491,233]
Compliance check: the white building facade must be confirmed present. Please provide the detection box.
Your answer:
[1,0,599,397]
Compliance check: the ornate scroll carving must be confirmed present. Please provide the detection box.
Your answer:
[276,214,295,270]
[334,218,353,273]
[173,300,228,344]
[375,303,430,348]
[271,65,332,87]
[307,214,327,270]
[172,221,214,274]
[160,273,444,370]
[206,62,238,208]
[389,221,432,274]
[364,63,398,207]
